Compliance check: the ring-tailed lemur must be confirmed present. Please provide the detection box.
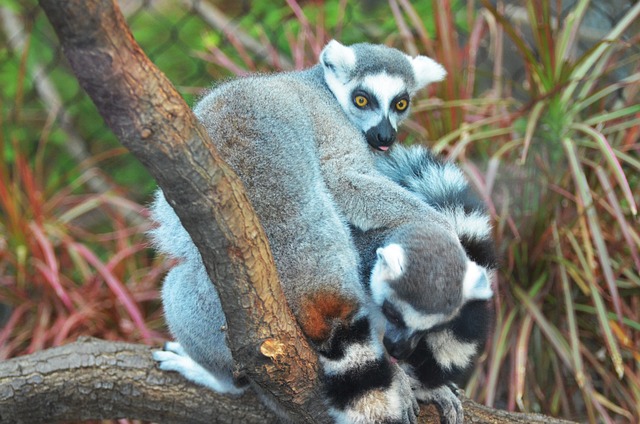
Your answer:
[150,41,465,423]
[352,144,498,424]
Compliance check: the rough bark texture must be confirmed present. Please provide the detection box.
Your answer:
[0,338,577,424]
[0,338,276,424]
[14,0,579,423]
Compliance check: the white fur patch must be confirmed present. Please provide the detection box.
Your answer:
[375,243,405,280]
[323,71,357,118]
[320,342,383,375]
[408,55,447,92]
[359,73,408,131]
[462,261,493,301]
[323,71,355,113]
[426,330,478,371]
[410,163,467,202]
[393,296,447,331]
[320,40,356,83]
[328,372,405,424]
[370,266,392,307]
[451,208,492,241]
[153,342,244,395]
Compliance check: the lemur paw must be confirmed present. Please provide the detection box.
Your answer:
[153,341,244,395]
[395,363,420,421]
[414,385,463,424]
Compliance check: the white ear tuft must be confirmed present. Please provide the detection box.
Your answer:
[320,40,356,83]
[463,261,493,301]
[409,55,447,91]
[375,244,405,281]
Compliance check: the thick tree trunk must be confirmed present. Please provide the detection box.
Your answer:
[12,0,579,423]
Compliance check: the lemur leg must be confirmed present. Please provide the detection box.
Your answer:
[413,385,463,424]
[153,342,245,395]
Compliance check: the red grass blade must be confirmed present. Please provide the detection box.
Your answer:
[71,242,153,341]
[29,222,73,310]
[594,166,640,271]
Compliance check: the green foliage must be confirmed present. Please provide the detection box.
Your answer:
[0,3,168,358]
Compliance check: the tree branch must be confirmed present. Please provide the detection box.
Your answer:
[0,339,577,424]
[37,0,325,421]
[0,338,276,423]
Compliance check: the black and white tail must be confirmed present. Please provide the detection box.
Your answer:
[376,144,498,272]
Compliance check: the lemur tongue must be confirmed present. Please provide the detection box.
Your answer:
[389,356,398,364]
[378,146,389,151]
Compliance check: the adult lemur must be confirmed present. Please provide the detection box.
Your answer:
[150,40,480,423]
[353,144,498,424]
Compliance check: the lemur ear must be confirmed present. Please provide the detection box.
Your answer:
[320,40,356,83]
[409,55,447,92]
[375,244,406,281]
[462,261,493,301]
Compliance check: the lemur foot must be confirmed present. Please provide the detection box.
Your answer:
[414,385,464,424]
[153,341,244,395]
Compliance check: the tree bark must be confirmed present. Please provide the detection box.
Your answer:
[0,338,576,424]
[0,338,276,424]
[19,0,579,423]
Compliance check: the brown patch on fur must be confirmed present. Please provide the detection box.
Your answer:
[299,291,357,343]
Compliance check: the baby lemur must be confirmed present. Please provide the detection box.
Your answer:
[353,144,497,424]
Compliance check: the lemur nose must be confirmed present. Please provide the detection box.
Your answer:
[377,129,396,145]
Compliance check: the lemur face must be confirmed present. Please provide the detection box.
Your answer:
[379,298,446,360]
[320,40,446,151]
[341,74,411,152]
[370,243,493,360]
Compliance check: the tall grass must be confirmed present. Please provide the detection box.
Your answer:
[390,1,639,421]
[0,61,167,359]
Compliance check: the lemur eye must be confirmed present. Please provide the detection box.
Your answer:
[387,314,401,326]
[354,95,369,108]
[382,302,404,327]
[395,99,409,111]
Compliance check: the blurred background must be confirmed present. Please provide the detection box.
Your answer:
[1,0,638,422]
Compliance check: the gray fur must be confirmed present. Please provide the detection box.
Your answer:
[381,224,467,315]
[374,144,494,256]
[336,43,417,86]
[320,40,446,151]
[151,40,450,423]
[359,143,496,331]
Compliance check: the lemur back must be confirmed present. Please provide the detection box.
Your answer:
[151,41,454,423]
[353,144,497,424]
